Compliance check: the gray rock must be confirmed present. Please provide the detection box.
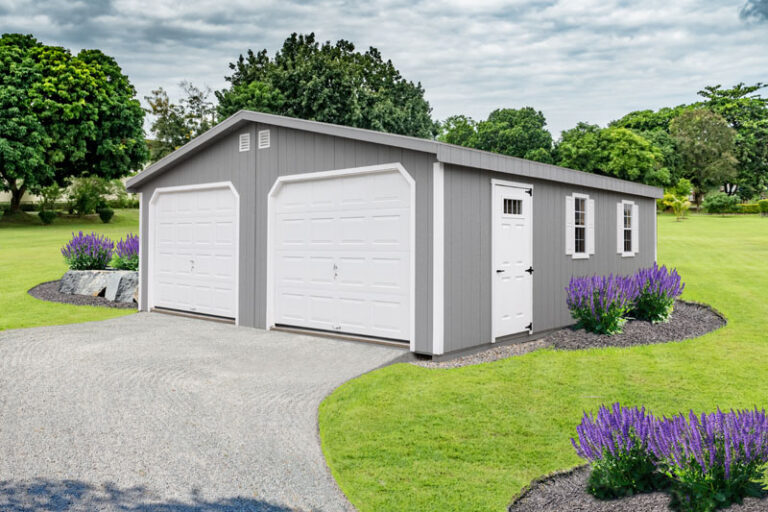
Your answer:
[59,270,138,303]
[59,270,110,296]
[112,272,138,303]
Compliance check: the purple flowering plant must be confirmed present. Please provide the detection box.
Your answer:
[572,403,768,510]
[61,231,114,270]
[112,233,139,271]
[572,403,668,498]
[632,263,685,323]
[565,274,640,335]
[649,408,768,511]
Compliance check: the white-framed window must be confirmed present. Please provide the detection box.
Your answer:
[566,193,595,259]
[617,200,639,256]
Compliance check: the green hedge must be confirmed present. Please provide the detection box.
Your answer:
[737,203,761,214]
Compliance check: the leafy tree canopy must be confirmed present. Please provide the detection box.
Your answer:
[0,33,147,212]
[438,107,554,163]
[555,124,669,186]
[697,83,768,200]
[670,108,738,205]
[144,82,216,162]
[216,33,437,138]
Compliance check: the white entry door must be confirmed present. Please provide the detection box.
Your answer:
[492,181,533,338]
[271,169,412,341]
[150,184,238,319]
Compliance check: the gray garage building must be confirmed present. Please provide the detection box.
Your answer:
[126,111,663,357]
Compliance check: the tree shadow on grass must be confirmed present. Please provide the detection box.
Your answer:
[0,479,298,511]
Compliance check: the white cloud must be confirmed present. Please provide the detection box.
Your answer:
[2,0,766,136]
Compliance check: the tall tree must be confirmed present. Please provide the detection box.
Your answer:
[555,124,669,186]
[698,83,768,200]
[144,82,216,162]
[670,108,738,206]
[216,33,437,138]
[438,107,554,163]
[0,34,147,212]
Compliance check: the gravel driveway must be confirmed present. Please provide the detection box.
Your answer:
[0,313,405,511]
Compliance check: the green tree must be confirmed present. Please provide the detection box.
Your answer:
[144,82,216,162]
[555,124,668,186]
[0,34,147,213]
[437,115,477,146]
[438,108,554,163]
[698,83,768,200]
[472,108,553,162]
[670,108,738,206]
[216,33,436,138]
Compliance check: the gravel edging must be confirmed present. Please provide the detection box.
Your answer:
[508,465,768,512]
[28,280,137,310]
[414,300,725,369]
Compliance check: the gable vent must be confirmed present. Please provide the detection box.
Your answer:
[238,133,250,152]
[258,129,271,149]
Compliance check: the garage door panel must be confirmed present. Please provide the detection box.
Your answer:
[151,186,237,319]
[308,295,336,328]
[273,170,411,341]
[370,256,408,291]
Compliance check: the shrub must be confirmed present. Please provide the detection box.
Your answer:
[663,193,692,221]
[631,263,685,323]
[39,184,62,213]
[572,404,667,498]
[738,203,760,214]
[702,192,739,214]
[112,233,139,271]
[98,207,114,224]
[758,199,768,216]
[67,177,111,216]
[565,275,639,335]
[38,210,57,225]
[649,408,768,511]
[61,231,114,270]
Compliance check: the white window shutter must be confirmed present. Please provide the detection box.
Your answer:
[617,202,624,254]
[565,195,575,255]
[632,203,640,255]
[587,198,596,255]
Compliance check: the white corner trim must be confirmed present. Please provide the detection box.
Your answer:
[137,192,144,312]
[266,162,417,352]
[147,181,241,325]
[432,162,445,355]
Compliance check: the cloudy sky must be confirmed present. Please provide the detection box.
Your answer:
[2,0,767,136]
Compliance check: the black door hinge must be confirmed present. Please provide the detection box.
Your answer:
[525,266,534,274]
[525,322,533,331]
[525,188,533,196]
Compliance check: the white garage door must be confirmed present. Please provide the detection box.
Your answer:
[272,169,412,341]
[150,184,238,319]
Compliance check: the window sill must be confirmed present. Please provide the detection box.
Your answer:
[571,253,590,260]
[621,252,635,258]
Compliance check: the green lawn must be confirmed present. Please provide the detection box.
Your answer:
[0,210,140,331]
[318,214,768,512]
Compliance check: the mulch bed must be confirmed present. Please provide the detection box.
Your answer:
[548,300,726,351]
[28,280,137,310]
[414,300,725,369]
[508,465,768,512]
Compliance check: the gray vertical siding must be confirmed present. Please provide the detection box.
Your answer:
[137,127,257,326]
[253,124,436,354]
[443,163,657,354]
[134,120,659,357]
[136,123,436,354]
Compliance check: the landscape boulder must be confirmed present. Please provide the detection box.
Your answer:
[59,270,138,304]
